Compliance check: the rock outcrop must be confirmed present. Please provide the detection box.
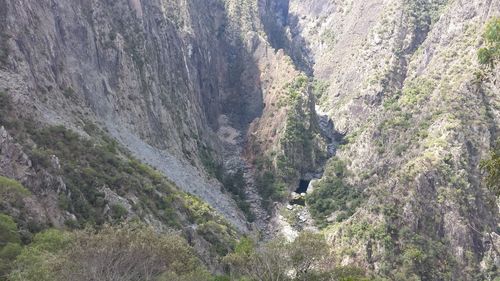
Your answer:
[290,0,500,279]
[0,0,499,279]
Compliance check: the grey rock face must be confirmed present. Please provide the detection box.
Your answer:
[290,0,500,278]
[0,0,271,231]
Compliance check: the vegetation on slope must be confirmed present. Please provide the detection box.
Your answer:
[253,75,328,211]
[478,17,500,67]
[224,232,378,281]
[8,224,211,281]
[2,222,377,281]
[479,17,500,197]
[293,12,500,281]
[0,91,237,274]
[305,158,362,228]
[482,142,500,196]
[0,214,22,280]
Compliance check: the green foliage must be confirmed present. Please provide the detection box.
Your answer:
[404,0,447,38]
[25,125,182,227]
[222,170,255,222]
[0,93,234,252]
[182,193,218,224]
[320,29,337,47]
[282,75,312,147]
[255,171,287,210]
[285,74,309,102]
[311,79,329,102]
[397,234,453,280]
[180,194,237,257]
[0,91,13,127]
[478,17,500,67]
[379,111,412,131]
[0,176,30,208]
[328,266,372,281]
[279,75,322,179]
[382,92,402,111]
[110,203,128,220]
[9,224,208,281]
[224,236,292,281]
[254,74,324,212]
[0,214,21,280]
[400,79,436,106]
[199,144,223,180]
[197,220,236,256]
[306,158,362,227]
[224,233,371,281]
[289,232,329,279]
[0,213,20,246]
[234,237,255,255]
[481,141,500,196]
[0,18,9,67]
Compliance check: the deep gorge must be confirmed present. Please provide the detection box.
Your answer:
[0,0,499,280]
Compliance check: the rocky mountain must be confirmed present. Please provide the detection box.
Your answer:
[288,0,500,279]
[0,0,499,280]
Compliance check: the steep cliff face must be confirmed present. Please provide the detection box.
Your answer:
[0,0,325,240]
[1,0,499,279]
[258,0,290,48]
[290,0,500,279]
[0,0,268,232]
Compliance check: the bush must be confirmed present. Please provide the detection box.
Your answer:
[305,159,362,227]
[481,140,500,196]
[0,214,21,280]
[9,224,208,281]
[224,233,372,281]
[256,171,286,210]
[0,91,13,126]
[478,17,500,67]
[0,213,21,246]
[0,176,30,208]
[110,203,128,220]
[197,220,235,256]
[25,125,183,226]
[222,169,255,222]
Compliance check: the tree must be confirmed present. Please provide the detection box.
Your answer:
[224,237,291,281]
[0,214,20,247]
[481,142,500,196]
[9,223,208,281]
[0,176,30,208]
[224,233,332,281]
[0,214,22,280]
[289,232,329,280]
[478,17,500,67]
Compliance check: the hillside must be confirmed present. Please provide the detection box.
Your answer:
[0,0,499,280]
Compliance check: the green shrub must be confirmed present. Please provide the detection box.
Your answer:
[199,144,223,180]
[400,79,435,106]
[305,159,361,227]
[197,220,235,256]
[256,171,286,210]
[0,176,30,208]
[25,125,182,227]
[110,204,128,220]
[478,17,500,67]
[0,213,20,246]
[224,233,372,281]
[9,224,208,281]
[222,169,255,222]
[481,140,500,196]
[311,79,329,102]
[0,91,13,126]
[0,214,22,280]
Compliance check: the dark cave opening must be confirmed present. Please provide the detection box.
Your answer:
[296,179,310,194]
